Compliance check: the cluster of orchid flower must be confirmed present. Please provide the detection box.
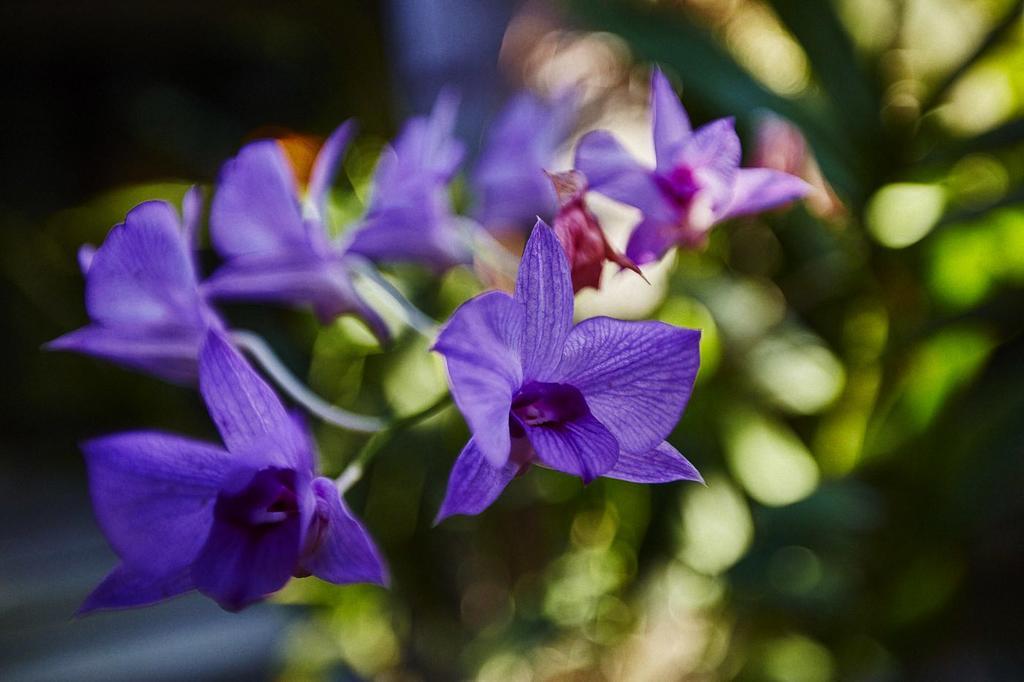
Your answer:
[52,69,809,614]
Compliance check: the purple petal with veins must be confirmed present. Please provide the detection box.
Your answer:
[47,193,218,384]
[433,221,703,521]
[79,330,386,613]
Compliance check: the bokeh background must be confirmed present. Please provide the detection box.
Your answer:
[2,0,1024,680]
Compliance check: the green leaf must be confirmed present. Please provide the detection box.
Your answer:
[767,0,881,149]
[922,118,1024,165]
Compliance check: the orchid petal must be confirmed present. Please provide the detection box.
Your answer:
[435,439,520,522]
[603,441,702,484]
[306,120,356,215]
[181,185,203,254]
[84,200,203,330]
[198,331,306,468]
[676,117,741,207]
[416,87,465,181]
[721,168,811,220]
[472,91,576,227]
[348,197,470,271]
[77,244,97,276]
[374,89,464,194]
[302,478,388,585]
[210,140,306,259]
[574,131,674,220]
[434,291,524,466]
[192,487,304,612]
[651,68,692,170]
[624,214,679,266]
[559,317,700,455]
[47,326,202,384]
[78,564,194,615]
[473,169,555,230]
[81,431,233,573]
[515,220,574,381]
[526,413,619,484]
[354,90,467,271]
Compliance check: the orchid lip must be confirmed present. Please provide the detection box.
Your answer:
[216,467,300,528]
[511,381,590,428]
[657,165,702,207]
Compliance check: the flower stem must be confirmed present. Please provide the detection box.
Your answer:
[336,391,453,493]
[231,330,387,434]
[348,257,440,339]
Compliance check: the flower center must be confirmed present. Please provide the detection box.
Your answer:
[511,381,590,429]
[655,165,718,237]
[658,165,702,207]
[217,467,300,527]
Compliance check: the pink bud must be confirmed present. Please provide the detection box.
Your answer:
[547,170,645,293]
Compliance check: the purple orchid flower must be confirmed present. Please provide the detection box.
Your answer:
[433,221,702,522]
[575,68,811,265]
[47,189,219,384]
[347,90,472,272]
[203,121,390,342]
[79,331,386,614]
[472,91,577,232]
